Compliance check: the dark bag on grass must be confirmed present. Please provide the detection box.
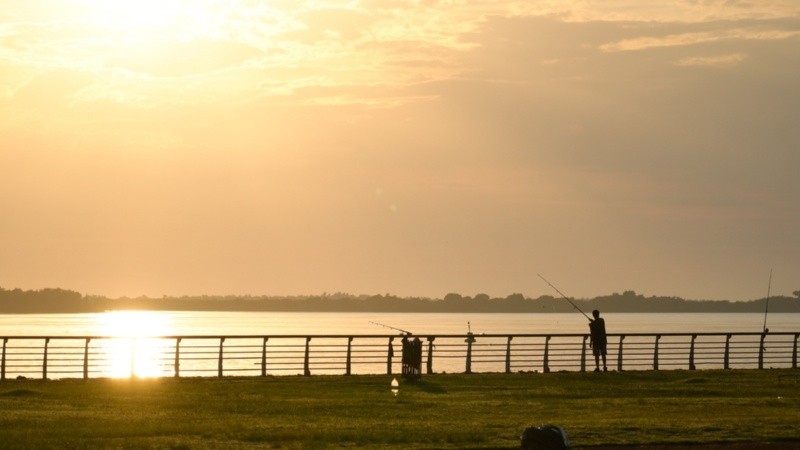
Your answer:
[520,424,569,450]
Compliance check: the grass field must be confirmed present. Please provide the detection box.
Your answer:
[0,369,798,449]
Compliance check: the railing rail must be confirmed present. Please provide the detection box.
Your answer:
[1,332,797,380]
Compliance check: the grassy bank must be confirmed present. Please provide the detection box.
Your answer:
[1,369,798,449]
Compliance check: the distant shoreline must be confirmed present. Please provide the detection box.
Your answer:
[2,287,798,314]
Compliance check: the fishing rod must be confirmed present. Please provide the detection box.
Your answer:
[465,321,476,343]
[537,273,592,322]
[369,321,412,335]
[762,269,773,334]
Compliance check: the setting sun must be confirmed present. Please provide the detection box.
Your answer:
[96,311,172,378]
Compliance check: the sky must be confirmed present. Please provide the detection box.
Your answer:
[1,1,798,301]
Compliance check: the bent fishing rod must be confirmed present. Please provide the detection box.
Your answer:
[537,273,592,322]
[369,321,412,335]
[762,269,773,334]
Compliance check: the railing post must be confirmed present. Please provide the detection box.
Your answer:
[689,334,697,370]
[465,335,473,374]
[2,338,7,380]
[505,336,513,374]
[43,338,50,379]
[426,337,435,374]
[386,337,394,375]
[793,333,798,369]
[261,337,268,377]
[653,335,661,370]
[218,338,225,377]
[174,338,182,378]
[83,338,91,380]
[543,336,551,373]
[130,338,136,378]
[758,333,766,370]
[617,335,625,372]
[345,337,353,376]
[724,334,731,369]
[304,337,311,376]
[580,336,587,372]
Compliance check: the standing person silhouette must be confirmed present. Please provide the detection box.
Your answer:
[589,309,608,372]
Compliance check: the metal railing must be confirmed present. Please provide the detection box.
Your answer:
[1,332,797,380]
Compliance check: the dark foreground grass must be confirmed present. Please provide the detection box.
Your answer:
[0,369,798,449]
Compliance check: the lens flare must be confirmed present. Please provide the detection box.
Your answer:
[96,311,172,378]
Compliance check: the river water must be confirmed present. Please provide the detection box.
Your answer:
[0,311,797,336]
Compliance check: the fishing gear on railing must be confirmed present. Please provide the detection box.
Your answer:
[761,269,773,352]
[465,321,476,343]
[537,273,592,322]
[369,321,412,335]
[762,269,773,334]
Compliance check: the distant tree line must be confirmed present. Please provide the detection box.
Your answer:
[1,287,799,314]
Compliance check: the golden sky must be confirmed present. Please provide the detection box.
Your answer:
[1,1,798,300]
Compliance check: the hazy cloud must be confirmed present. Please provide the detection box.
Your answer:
[675,53,747,67]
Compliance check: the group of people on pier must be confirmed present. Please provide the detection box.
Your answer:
[394,309,608,376]
[400,335,423,379]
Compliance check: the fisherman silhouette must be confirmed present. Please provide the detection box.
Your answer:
[400,335,422,379]
[589,309,608,372]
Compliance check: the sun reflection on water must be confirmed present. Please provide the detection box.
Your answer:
[96,311,172,378]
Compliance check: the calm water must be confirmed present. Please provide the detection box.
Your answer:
[1,311,797,336]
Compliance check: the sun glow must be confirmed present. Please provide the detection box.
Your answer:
[80,0,225,41]
[91,0,174,30]
[96,311,172,378]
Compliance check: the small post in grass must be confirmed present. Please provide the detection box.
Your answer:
[1,338,7,380]
[83,338,91,379]
[653,335,661,371]
[426,337,435,374]
[580,335,587,372]
[386,337,394,375]
[345,337,353,376]
[218,338,225,377]
[505,336,512,374]
[174,338,182,378]
[465,335,473,374]
[543,336,551,373]
[43,338,50,379]
[724,334,731,369]
[304,337,311,376]
[260,337,268,377]
[130,338,136,378]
